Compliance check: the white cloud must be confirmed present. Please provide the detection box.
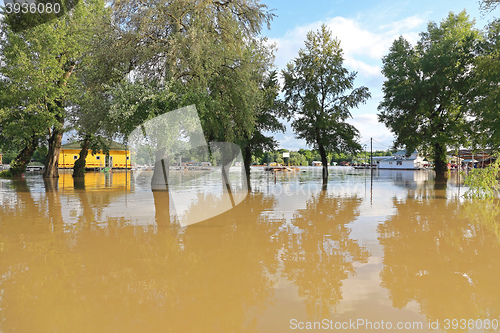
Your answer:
[344,58,381,78]
[379,15,426,36]
[270,14,425,79]
[347,114,394,151]
[268,14,427,151]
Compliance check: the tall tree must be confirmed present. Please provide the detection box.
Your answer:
[110,0,277,175]
[282,24,370,186]
[0,0,108,177]
[378,11,480,175]
[239,70,285,184]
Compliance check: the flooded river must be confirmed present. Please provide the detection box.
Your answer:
[1,167,499,332]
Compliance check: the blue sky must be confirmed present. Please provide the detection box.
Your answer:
[261,0,492,151]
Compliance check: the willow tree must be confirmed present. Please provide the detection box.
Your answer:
[283,24,370,185]
[0,0,108,177]
[110,0,276,155]
[378,11,480,175]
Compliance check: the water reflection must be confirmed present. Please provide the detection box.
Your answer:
[277,191,370,318]
[1,179,283,332]
[378,196,500,326]
[3,168,499,332]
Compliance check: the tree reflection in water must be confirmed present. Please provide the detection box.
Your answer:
[277,191,370,318]
[378,195,500,328]
[0,177,283,332]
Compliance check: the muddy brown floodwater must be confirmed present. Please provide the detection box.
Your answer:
[1,167,499,332]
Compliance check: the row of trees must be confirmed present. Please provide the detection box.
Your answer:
[1,0,371,188]
[254,149,393,166]
[1,0,498,187]
[0,0,285,180]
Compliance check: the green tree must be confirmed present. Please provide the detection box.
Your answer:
[283,24,370,186]
[0,0,108,177]
[111,0,274,142]
[68,14,134,177]
[109,0,277,181]
[239,70,285,182]
[289,151,308,166]
[378,11,480,176]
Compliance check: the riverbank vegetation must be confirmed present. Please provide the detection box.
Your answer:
[463,154,500,198]
[252,149,394,166]
[0,0,498,189]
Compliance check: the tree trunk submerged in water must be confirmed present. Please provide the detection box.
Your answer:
[433,142,449,190]
[243,145,252,191]
[44,125,64,178]
[433,142,448,177]
[10,135,38,177]
[73,135,91,177]
[318,144,329,188]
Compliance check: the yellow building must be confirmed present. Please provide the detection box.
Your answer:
[0,153,3,165]
[58,141,131,169]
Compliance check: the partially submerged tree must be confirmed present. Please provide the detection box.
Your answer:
[238,71,285,183]
[110,0,277,174]
[378,11,480,175]
[283,24,370,185]
[0,0,109,178]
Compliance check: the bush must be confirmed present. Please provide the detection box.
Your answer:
[0,170,13,178]
[463,153,500,198]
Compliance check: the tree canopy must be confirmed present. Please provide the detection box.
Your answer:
[0,0,110,177]
[378,11,481,174]
[282,24,370,184]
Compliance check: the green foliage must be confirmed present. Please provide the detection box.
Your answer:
[240,70,286,162]
[283,24,370,184]
[107,79,177,140]
[463,154,500,198]
[378,11,480,174]
[0,150,18,165]
[254,148,392,166]
[0,0,109,176]
[2,0,79,33]
[34,146,48,163]
[0,170,13,178]
[111,0,275,145]
[289,152,308,166]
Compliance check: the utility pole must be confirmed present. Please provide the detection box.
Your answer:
[370,138,373,169]
[370,137,373,206]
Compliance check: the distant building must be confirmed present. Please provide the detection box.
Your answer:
[450,149,494,168]
[58,141,131,169]
[377,150,425,170]
[312,161,322,166]
[0,152,2,165]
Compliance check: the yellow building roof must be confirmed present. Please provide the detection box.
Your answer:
[61,141,128,151]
